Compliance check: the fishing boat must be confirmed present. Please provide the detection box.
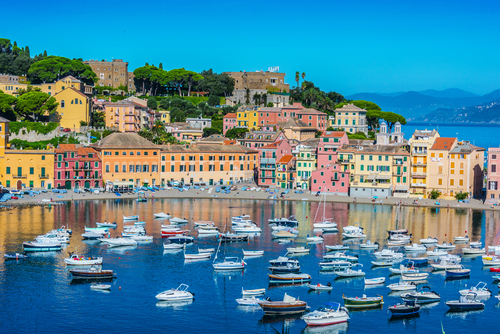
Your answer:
[123,215,139,220]
[307,283,333,291]
[401,272,429,281]
[445,292,484,311]
[169,217,189,224]
[325,244,350,251]
[168,236,194,243]
[387,282,417,291]
[462,247,486,255]
[388,299,420,317]
[271,230,298,239]
[236,296,263,306]
[401,286,441,303]
[269,263,301,274]
[365,277,385,285]
[360,240,379,249]
[163,243,184,249]
[242,250,264,257]
[23,242,62,252]
[459,282,491,298]
[436,242,456,250]
[268,273,311,284]
[320,260,352,271]
[242,288,266,296]
[342,294,383,308]
[64,254,103,265]
[70,266,114,280]
[258,293,307,314]
[446,265,470,279]
[154,212,171,219]
[96,222,117,227]
[156,284,194,301]
[90,283,111,290]
[301,302,349,326]
[335,264,365,277]
[419,237,438,244]
[4,253,29,260]
[287,246,310,254]
[100,237,138,247]
[389,262,419,275]
[404,243,426,252]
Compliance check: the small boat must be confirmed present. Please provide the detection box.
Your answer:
[242,288,266,296]
[307,235,324,242]
[91,283,111,290]
[325,244,350,251]
[85,227,109,232]
[99,238,138,247]
[268,273,311,284]
[134,221,146,226]
[342,231,366,239]
[313,221,337,229]
[320,260,352,271]
[335,264,365,277]
[405,257,428,265]
[258,294,307,315]
[490,267,500,273]
[269,255,299,267]
[233,225,262,234]
[401,286,440,303]
[123,215,139,220]
[426,249,449,257]
[169,236,194,244]
[184,252,211,260]
[365,277,385,285]
[388,229,409,236]
[269,263,301,274]
[387,282,417,291]
[436,242,456,250]
[194,221,214,227]
[64,254,103,266]
[374,248,403,260]
[371,260,397,267]
[431,259,462,271]
[4,253,29,260]
[220,233,248,242]
[301,302,349,326]
[154,212,171,219]
[323,251,358,262]
[23,242,62,252]
[459,282,491,298]
[389,262,419,275]
[404,243,426,252]
[130,235,153,242]
[287,247,310,254]
[213,257,246,270]
[419,237,438,244]
[161,225,181,230]
[70,266,114,280]
[401,272,429,281]
[169,217,189,224]
[470,241,482,247]
[342,294,384,308]
[462,247,485,255]
[199,248,216,253]
[360,240,379,249]
[82,231,108,240]
[161,229,188,236]
[271,230,298,239]
[96,222,117,227]
[163,243,184,249]
[446,292,484,311]
[156,284,194,301]
[389,299,420,317]
[454,235,469,242]
[242,250,264,257]
[446,265,470,279]
[307,283,333,291]
[236,296,262,306]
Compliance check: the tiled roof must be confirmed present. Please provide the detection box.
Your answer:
[0,116,11,123]
[261,140,283,149]
[334,103,366,112]
[277,117,315,129]
[430,137,457,150]
[54,87,89,99]
[321,131,346,138]
[278,154,294,164]
[298,108,327,115]
[96,133,159,148]
[223,113,237,118]
[55,144,77,153]
[161,144,258,153]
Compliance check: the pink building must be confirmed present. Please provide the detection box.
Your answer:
[54,144,102,189]
[258,139,292,188]
[257,103,327,131]
[238,130,287,150]
[310,164,350,196]
[223,113,237,134]
[317,131,349,169]
[487,147,500,202]
[296,108,328,131]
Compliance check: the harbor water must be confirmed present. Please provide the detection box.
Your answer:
[1,198,499,333]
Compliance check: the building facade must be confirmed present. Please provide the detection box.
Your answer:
[294,145,317,190]
[317,131,349,169]
[310,164,350,196]
[487,148,500,202]
[333,104,368,135]
[54,144,102,189]
[408,129,440,196]
[83,59,135,91]
[223,113,237,134]
[258,140,292,188]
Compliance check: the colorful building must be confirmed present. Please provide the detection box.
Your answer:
[258,140,292,188]
[333,104,368,135]
[317,131,348,169]
[293,144,317,190]
[237,108,259,129]
[54,144,102,189]
[277,154,295,189]
[105,101,141,132]
[408,129,440,196]
[238,130,287,150]
[311,164,350,196]
[51,88,92,131]
[278,118,317,142]
[296,108,328,132]
[223,113,237,134]
[486,148,500,202]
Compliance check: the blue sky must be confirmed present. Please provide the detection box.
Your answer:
[3,0,500,95]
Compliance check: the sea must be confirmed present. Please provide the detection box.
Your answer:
[1,198,500,334]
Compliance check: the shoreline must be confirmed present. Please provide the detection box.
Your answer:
[3,184,495,212]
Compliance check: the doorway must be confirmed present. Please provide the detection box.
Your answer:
[16,180,22,190]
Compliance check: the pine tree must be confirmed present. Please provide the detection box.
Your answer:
[43,50,47,57]
[159,63,163,70]
[13,41,17,47]
[25,46,30,57]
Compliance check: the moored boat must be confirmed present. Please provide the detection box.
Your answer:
[401,286,440,303]
[364,277,385,285]
[123,215,139,220]
[64,254,103,265]
[4,253,29,260]
[242,250,264,257]
[389,299,420,317]
[342,294,383,308]
[23,242,62,252]
[70,266,114,280]
[268,273,311,284]
[154,212,171,219]
[258,293,307,314]
[286,246,310,254]
[236,296,262,306]
[401,272,429,281]
[445,292,484,311]
[213,256,246,270]
[307,283,333,291]
[242,288,266,296]
[156,284,194,301]
[301,302,349,326]
[446,265,470,279]
[387,282,417,291]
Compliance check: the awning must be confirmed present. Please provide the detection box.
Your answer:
[366,175,376,180]
[109,181,134,186]
[395,185,409,191]
[376,175,391,180]
[144,179,149,182]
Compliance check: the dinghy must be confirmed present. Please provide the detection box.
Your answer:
[307,283,333,291]
[419,237,438,244]
[154,212,171,219]
[236,296,262,306]
[258,293,307,314]
[123,215,139,220]
[242,250,264,257]
[169,217,189,224]
[387,282,417,291]
[91,283,111,290]
[301,302,349,326]
[342,294,383,308]
[364,277,385,285]
[360,240,379,249]
[242,288,266,296]
[286,246,310,254]
[401,272,429,281]
[335,264,365,277]
[96,222,117,227]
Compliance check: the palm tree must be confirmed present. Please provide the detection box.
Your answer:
[295,71,300,89]
[253,93,261,105]
[301,72,306,91]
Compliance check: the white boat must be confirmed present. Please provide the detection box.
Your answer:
[431,259,462,271]
[325,244,349,251]
[161,225,181,231]
[130,235,154,242]
[459,282,491,298]
[123,215,139,220]
[436,242,456,250]
[389,263,419,275]
[91,283,111,290]
[242,288,266,296]
[82,231,108,240]
[404,243,426,252]
[374,248,403,260]
[365,277,385,285]
[170,217,189,224]
[272,231,298,239]
[134,221,146,226]
[360,240,379,249]
[64,254,103,266]
[286,247,310,254]
[198,248,215,253]
[198,228,219,235]
[426,249,448,257]
[99,237,138,247]
[470,241,482,247]
[371,260,397,267]
[419,237,438,244]
[194,221,213,226]
[307,235,324,242]
[482,255,500,266]
[242,250,264,257]
[454,235,469,242]
[312,193,337,230]
[301,302,349,326]
[323,251,358,262]
[343,224,364,233]
[213,257,246,270]
[271,226,299,234]
[313,221,337,229]
[335,264,365,277]
[342,231,366,239]
[96,222,117,227]
[320,260,352,271]
[307,283,333,291]
[236,296,262,306]
[154,212,171,219]
[463,247,485,255]
[184,252,211,260]
[387,282,417,291]
[163,243,184,249]
[390,234,411,242]
[401,272,429,281]
[233,225,262,234]
[156,284,193,301]
[36,236,70,244]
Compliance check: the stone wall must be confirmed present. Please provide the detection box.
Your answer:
[10,128,60,141]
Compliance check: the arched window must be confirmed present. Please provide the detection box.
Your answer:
[61,100,65,108]
[75,98,78,104]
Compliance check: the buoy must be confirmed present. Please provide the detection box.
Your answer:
[119,257,121,259]
[306,216,308,218]
[445,234,447,236]
[119,286,121,290]
[126,252,128,254]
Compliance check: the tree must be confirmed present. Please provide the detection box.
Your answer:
[137,128,154,142]
[203,127,221,137]
[225,127,248,139]
[80,120,88,126]
[245,88,250,104]
[267,102,274,107]
[14,91,58,120]
[117,84,128,92]
[253,93,261,105]
[28,56,97,85]
[429,189,441,200]
[0,92,17,120]
[301,72,306,89]
[166,68,203,96]
[208,95,220,106]
[315,130,322,138]
[455,192,468,201]
[326,127,335,131]
[366,110,383,131]
[381,111,407,132]
[147,97,158,110]
[295,71,300,89]
[194,69,235,97]
[92,111,105,128]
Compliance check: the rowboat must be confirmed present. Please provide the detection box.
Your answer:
[364,277,385,285]
[90,283,111,290]
[64,254,103,265]
[23,242,62,252]
[242,250,264,257]
[268,273,311,284]
[123,215,139,220]
[96,222,117,227]
[301,302,349,326]
[236,296,262,306]
[307,283,333,291]
[387,282,417,291]
[154,212,171,219]
[271,230,298,239]
[401,272,429,281]
[446,265,470,279]
[342,294,383,308]
[163,243,184,249]
[4,253,29,260]
[258,293,307,314]
[70,266,114,280]
[184,252,211,260]
[286,247,310,254]
[169,217,189,224]
[242,288,266,296]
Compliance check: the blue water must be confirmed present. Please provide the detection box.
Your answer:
[1,199,500,333]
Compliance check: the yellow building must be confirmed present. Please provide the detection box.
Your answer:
[408,129,440,196]
[159,110,171,124]
[333,104,369,135]
[237,109,259,129]
[0,117,55,190]
[50,88,91,131]
[293,145,316,189]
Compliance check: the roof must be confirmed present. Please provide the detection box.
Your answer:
[334,103,366,112]
[105,101,141,108]
[54,87,89,99]
[59,75,82,83]
[430,137,457,150]
[261,140,284,149]
[0,116,11,123]
[199,134,228,142]
[412,129,439,138]
[96,133,159,149]
[278,154,294,164]
[161,144,258,154]
[321,131,346,138]
[223,113,237,118]
[298,108,327,115]
[451,142,485,153]
[277,118,316,129]
[338,142,410,154]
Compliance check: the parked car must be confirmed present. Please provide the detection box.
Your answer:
[62,128,71,132]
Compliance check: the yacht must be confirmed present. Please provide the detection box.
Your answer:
[156,284,194,301]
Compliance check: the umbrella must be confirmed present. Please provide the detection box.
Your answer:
[90,136,97,139]
[373,196,378,199]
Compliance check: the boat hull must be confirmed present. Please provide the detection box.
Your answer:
[258,301,307,314]
[23,242,62,252]
[446,302,484,310]
[303,315,348,326]
[343,297,383,308]
[70,270,114,279]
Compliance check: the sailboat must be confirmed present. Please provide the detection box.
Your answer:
[313,192,337,230]
[213,222,246,271]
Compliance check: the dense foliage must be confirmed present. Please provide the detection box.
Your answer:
[290,80,345,114]
[193,69,235,97]
[28,56,97,85]
[0,38,46,76]
[10,135,79,150]
[133,65,203,96]
[9,121,59,135]
[137,120,179,145]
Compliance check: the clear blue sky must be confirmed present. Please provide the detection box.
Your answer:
[3,0,499,96]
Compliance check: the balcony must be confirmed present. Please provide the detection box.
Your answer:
[260,165,275,170]
[411,182,427,187]
[39,174,50,179]
[393,171,403,176]
[261,158,276,164]
[300,176,309,181]
[412,151,427,156]
[331,176,340,181]
[12,174,27,179]
[411,171,427,177]
[337,159,351,164]
[73,166,93,171]
[411,161,427,166]
[393,161,404,165]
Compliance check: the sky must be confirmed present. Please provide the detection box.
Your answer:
[3,0,500,96]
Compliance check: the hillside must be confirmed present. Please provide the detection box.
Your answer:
[418,98,500,124]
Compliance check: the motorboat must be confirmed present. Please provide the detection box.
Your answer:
[401,286,441,303]
[198,226,219,234]
[70,266,114,280]
[459,282,491,298]
[258,293,307,314]
[85,227,109,232]
[220,232,248,242]
[194,221,214,227]
[134,221,146,226]
[343,224,364,233]
[269,255,299,267]
[390,234,411,242]
[446,265,470,279]
[161,225,181,231]
[404,243,426,252]
[371,260,398,267]
[268,273,311,284]
[307,283,333,291]
[163,243,184,249]
[123,215,139,220]
[436,242,456,250]
[236,296,262,306]
[389,299,420,317]
[301,302,349,326]
[469,241,482,247]
[426,249,449,257]
[90,283,111,290]
[82,231,108,240]
[130,235,153,242]
[323,251,358,262]
[333,264,364,278]
[242,250,264,257]
[365,277,385,285]
[271,226,299,234]
[99,238,138,247]
[271,230,298,239]
[269,263,301,274]
[387,282,417,291]
[462,247,485,255]
[490,268,500,273]
[169,217,189,224]
[96,222,117,227]
[231,215,252,225]
[342,294,383,308]
[156,284,194,301]
[161,229,188,236]
[431,259,462,271]
[268,216,300,225]
[35,235,70,244]
[287,247,310,254]
[213,257,246,270]
[388,229,409,236]
[198,248,215,254]
[482,255,500,266]
[168,236,194,244]
[23,242,62,252]
[154,212,171,219]
[313,221,337,229]
[374,248,403,260]
[445,293,485,311]
[342,230,366,239]
[454,235,469,242]
[242,288,265,296]
[184,252,211,260]
[360,240,379,249]
[388,240,408,246]
[419,237,438,244]
[64,254,103,266]
[389,263,419,275]
[4,253,29,260]
[307,235,324,243]
[320,260,352,271]
[233,225,262,234]
[325,244,350,251]
[401,272,429,281]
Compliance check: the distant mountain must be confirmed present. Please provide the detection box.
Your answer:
[346,89,500,121]
[416,88,478,99]
[418,98,500,124]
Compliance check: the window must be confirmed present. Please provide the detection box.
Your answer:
[30,167,34,175]
[161,166,165,172]
[152,165,158,172]
[450,179,454,186]
[115,165,119,172]
[6,167,10,174]
[451,162,455,168]
[171,165,175,172]
[439,153,443,158]
[378,156,382,161]
[431,153,435,157]
[360,155,364,160]
[143,165,149,172]
[438,166,443,174]
[61,100,65,108]
[460,170,464,175]
[459,179,464,186]
[42,156,45,160]
[137,152,141,156]
[129,165,134,173]
[493,155,497,160]
[438,178,442,185]
[136,165,141,172]
[493,165,497,173]
[144,152,148,156]
[369,155,373,161]
[171,156,175,161]
[105,165,110,173]
[114,151,119,156]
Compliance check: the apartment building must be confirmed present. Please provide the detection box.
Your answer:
[487,148,500,202]
[293,144,317,190]
[317,131,349,169]
[258,140,292,188]
[408,129,440,195]
[310,164,350,196]
[333,104,368,135]
[223,113,237,134]
[54,144,102,189]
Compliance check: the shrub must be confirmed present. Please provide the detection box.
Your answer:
[9,122,58,135]
[429,189,441,199]
[455,192,468,201]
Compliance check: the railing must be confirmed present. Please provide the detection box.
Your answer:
[73,166,93,171]
[412,151,427,156]
[411,161,427,166]
[337,159,351,164]
[300,176,309,181]
[12,174,27,179]
[261,158,276,164]
[393,161,404,165]
[411,183,427,187]
[260,165,275,170]
[331,176,340,181]
[39,174,49,179]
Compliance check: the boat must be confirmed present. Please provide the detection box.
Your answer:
[342,294,383,308]
[323,251,358,262]
[307,235,324,242]
[242,250,264,257]
[22,242,62,252]
[242,288,266,296]
[459,282,491,298]
[169,217,189,224]
[233,225,262,234]
[360,240,379,249]
[271,230,298,239]
[371,260,398,267]
[156,284,194,301]
[269,263,301,274]
[99,237,138,247]
[426,249,449,257]
[123,215,139,220]
[163,243,184,249]
[390,234,411,242]
[82,231,108,240]
[404,243,426,252]
[64,254,103,265]
[307,283,333,291]
[446,265,470,279]
[161,225,181,230]
[313,221,337,229]
[454,235,469,242]
[401,272,429,281]
[388,229,409,236]
[220,232,248,242]
[320,260,352,271]
[436,242,456,250]
[419,237,438,244]
[213,257,246,270]
[198,248,215,253]
[134,221,146,226]
[90,283,111,290]
[96,222,117,227]
[301,302,349,326]
[388,299,420,317]
[401,286,441,303]
[236,296,263,306]
[431,259,462,271]
[184,252,211,260]
[130,235,153,242]
[374,248,404,260]
[268,216,300,225]
[70,266,114,280]
[462,247,485,255]
[325,244,350,251]
[258,293,307,314]
[268,273,311,284]
[387,282,417,291]
[405,257,428,265]
[490,267,500,273]
[482,256,500,266]
[168,236,194,243]
[389,262,419,275]
[154,212,171,219]
[335,264,365,277]
[445,292,485,311]
[4,253,29,260]
[469,241,482,247]
[365,277,385,285]
[232,215,252,225]
[269,255,299,267]
[342,230,366,239]
[286,246,310,254]
[85,227,109,232]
